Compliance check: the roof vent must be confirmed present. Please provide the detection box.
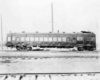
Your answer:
[81,31,91,33]
[22,31,25,33]
[63,32,65,33]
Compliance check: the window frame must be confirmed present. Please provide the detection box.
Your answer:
[8,37,11,41]
[21,37,25,41]
[48,37,52,42]
[53,37,57,41]
[58,37,62,42]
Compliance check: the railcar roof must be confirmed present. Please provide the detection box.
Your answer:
[9,33,76,35]
[7,32,95,37]
[7,32,94,34]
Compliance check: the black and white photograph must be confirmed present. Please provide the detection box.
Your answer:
[0,0,100,80]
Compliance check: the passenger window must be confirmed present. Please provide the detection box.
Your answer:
[16,38,20,42]
[49,37,52,41]
[62,37,66,42]
[30,37,34,41]
[21,37,25,41]
[44,37,48,41]
[77,37,83,41]
[26,37,30,41]
[91,37,95,41]
[81,37,83,40]
[35,37,38,41]
[8,37,11,41]
[58,37,62,41]
[12,36,16,41]
[87,37,91,41]
[40,37,43,41]
[66,37,70,42]
[53,37,57,41]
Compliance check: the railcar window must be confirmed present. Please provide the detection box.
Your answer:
[77,37,83,41]
[53,37,57,41]
[30,37,34,41]
[34,37,38,41]
[40,37,43,41]
[16,38,20,42]
[58,37,62,41]
[12,36,16,41]
[91,37,95,41]
[8,37,11,41]
[77,41,83,44]
[87,37,91,41]
[26,37,30,41]
[62,37,66,42]
[21,37,25,41]
[49,37,52,41]
[66,37,70,42]
[44,37,48,41]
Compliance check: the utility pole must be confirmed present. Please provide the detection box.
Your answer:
[51,2,54,33]
[1,14,3,50]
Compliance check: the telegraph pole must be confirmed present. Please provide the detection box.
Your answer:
[1,14,3,50]
[51,2,54,33]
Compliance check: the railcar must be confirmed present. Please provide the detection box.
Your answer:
[5,31,96,51]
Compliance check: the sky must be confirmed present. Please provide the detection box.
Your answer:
[0,0,100,43]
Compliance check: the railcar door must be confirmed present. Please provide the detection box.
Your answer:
[77,36,84,51]
[84,36,96,50]
[6,34,12,47]
[77,36,84,45]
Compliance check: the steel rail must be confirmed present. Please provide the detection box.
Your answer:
[0,72,100,75]
[0,56,99,59]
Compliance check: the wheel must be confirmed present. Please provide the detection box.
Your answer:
[90,47,95,51]
[77,47,84,51]
[27,47,32,51]
[16,46,22,51]
[86,47,93,51]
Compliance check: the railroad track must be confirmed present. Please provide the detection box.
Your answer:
[0,56,99,60]
[0,72,100,80]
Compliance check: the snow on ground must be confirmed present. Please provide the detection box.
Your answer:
[0,49,99,57]
[0,58,100,73]
[0,46,100,75]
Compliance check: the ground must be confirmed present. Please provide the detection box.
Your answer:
[0,48,100,80]
[0,50,100,74]
[0,58,100,74]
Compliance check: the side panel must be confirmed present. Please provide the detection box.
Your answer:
[76,33,96,50]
